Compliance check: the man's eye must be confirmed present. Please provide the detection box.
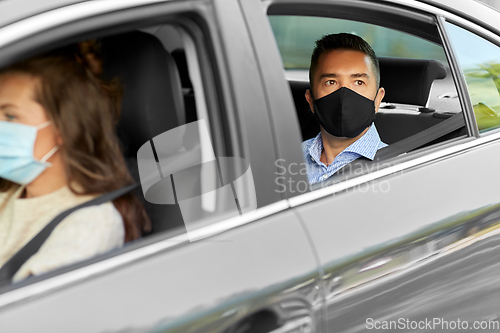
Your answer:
[354,80,365,86]
[326,80,336,86]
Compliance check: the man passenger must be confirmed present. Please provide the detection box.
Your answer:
[302,33,386,184]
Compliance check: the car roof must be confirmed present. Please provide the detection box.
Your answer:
[0,0,500,34]
[418,0,496,13]
[415,0,500,31]
[0,0,87,28]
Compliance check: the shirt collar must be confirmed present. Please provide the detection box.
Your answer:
[307,123,382,162]
[307,132,324,163]
[343,123,382,160]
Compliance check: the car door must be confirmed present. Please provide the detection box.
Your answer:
[259,0,500,332]
[0,0,323,332]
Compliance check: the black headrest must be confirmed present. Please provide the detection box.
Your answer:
[100,31,184,157]
[379,57,447,106]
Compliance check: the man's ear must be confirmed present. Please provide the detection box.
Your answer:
[374,87,385,113]
[305,89,315,113]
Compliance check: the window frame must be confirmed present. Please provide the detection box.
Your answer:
[0,0,275,302]
[265,0,441,44]
[262,0,480,203]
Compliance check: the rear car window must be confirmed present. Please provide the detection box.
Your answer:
[444,21,500,133]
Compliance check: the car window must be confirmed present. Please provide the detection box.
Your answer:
[267,14,466,189]
[444,22,500,133]
[0,7,259,289]
[268,15,460,113]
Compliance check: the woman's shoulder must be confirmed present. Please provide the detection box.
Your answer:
[61,201,123,231]
[12,202,125,282]
[50,201,125,249]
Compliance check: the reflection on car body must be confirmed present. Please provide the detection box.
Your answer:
[2,0,500,332]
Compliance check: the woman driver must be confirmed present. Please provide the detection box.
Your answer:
[0,41,151,282]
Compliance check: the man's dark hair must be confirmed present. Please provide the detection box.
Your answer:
[309,33,380,91]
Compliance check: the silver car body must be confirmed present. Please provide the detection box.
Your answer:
[1,0,500,332]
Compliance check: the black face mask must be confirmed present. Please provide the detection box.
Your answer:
[313,87,377,138]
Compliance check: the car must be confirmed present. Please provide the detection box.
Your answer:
[1,0,500,331]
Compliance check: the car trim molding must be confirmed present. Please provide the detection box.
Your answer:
[0,200,290,309]
[0,0,169,48]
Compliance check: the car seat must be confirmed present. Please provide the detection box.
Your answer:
[100,30,187,234]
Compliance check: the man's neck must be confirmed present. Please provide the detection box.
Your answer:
[320,127,369,166]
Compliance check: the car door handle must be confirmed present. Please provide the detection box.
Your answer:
[268,316,313,333]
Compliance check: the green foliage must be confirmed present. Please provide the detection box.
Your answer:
[466,62,500,132]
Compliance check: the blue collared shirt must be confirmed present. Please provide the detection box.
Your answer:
[301,124,387,184]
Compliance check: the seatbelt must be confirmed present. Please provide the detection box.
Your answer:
[0,183,139,285]
[330,112,465,179]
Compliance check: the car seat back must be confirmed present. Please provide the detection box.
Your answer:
[100,30,187,234]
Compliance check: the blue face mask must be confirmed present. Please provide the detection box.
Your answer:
[0,121,59,185]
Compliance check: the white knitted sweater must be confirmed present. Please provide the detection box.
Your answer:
[0,185,124,282]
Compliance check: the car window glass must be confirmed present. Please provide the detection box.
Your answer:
[444,22,500,133]
[0,16,257,289]
[268,16,460,113]
[268,16,448,68]
[268,14,465,189]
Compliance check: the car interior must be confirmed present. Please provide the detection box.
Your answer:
[99,25,256,236]
[99,29,194,235]
[101,18,468,236]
